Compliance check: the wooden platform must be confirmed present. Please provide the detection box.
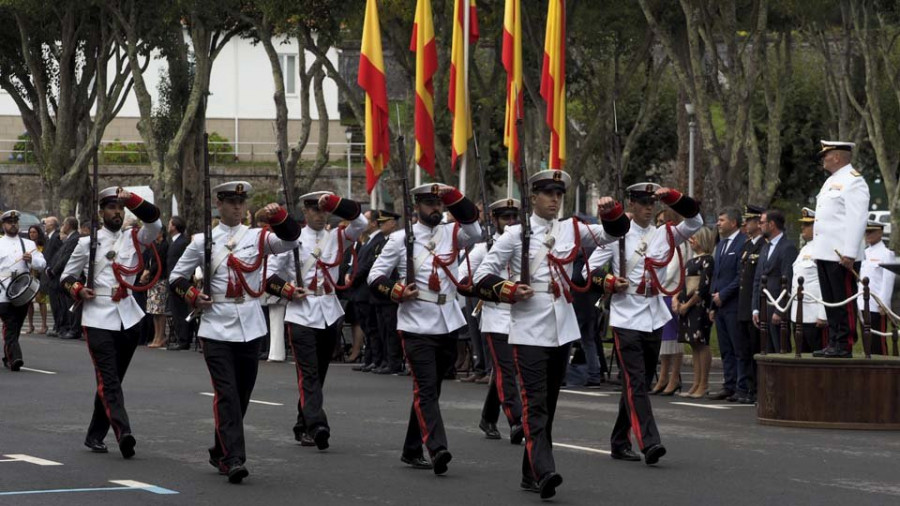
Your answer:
[756,354,900,430]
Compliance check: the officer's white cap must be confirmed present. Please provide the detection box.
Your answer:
[528,170,571,193]
[213,181,252,200]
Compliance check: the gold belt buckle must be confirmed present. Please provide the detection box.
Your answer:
[233,296,245,304]
[437,293,447,304]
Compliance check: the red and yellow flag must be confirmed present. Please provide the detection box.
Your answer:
[410,0,438,177]
[540,0,566,170]
[502,0,522,176]
[449,0,479,171]
[359,0,390,194]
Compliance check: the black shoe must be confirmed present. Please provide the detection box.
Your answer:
[706,389,733,401]
[401,454,432,469]
[585,379,606,388]
[312,427,330,450]
[119,434,136,459]
[168,343,191,350]
[432,449,452,475]
[60,331,80,340]
[10,358,23,371]
[823,347,852,358]
[510,424,525,445]
[47,329,59,337]
[361,363,377,373]
[726,393,742,403]
[643,444,667,465]
[226,462,249,484]
[352,363,369,372]
[538,472,563,499]
[739,395,757,405]
[812,347,833,357]
[374,366,392,375]
[393,369,410,376]
[84,438,108,453]
[520,476,540,493]
[299,433,316,447]
[479,419,501,440]
[610,448,641,462]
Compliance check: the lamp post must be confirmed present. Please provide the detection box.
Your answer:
[345,128,353,199]
[685,103,696,197]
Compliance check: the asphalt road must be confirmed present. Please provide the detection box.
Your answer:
[1,333,898,505]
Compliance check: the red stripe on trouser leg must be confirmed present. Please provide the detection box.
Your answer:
[844,271,856,350]
[512,346,538,481]
[399,332,430,446]
[287,326,306,409]
[485,334,513,423]
[612,330,645,450]
[83,327,120,440]
[209,375,228,459]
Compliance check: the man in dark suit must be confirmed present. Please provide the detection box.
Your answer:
[52,218,85,339]
[165,216,191,350]
[370,211,403,374]
[734,205,766,404]
[41,216,63,336]
[752,209,799,354]
[709,207,746,400]
[351,210,387,372]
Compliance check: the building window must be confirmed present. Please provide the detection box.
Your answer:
[279,54,297,95]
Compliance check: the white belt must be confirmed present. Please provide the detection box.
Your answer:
[211,294,252,304]
[300,286,327,297]
[528,282,553,293]
[92,286,130,298]
[416,288,449,305]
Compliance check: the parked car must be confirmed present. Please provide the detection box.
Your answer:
[868,210,892,238]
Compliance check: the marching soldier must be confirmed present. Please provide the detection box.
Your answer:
[469,198,524,444]
[169,181,301,484]
[811,141,870,358]
[1,210,47,371]
[473,170,630,499]
[734,205,765,402]
[367,183,481,476]
[588,183,703,466]
[60,188,161,458]
[265,191,368,449]
[792,208,828,354]
[858,220,895,354]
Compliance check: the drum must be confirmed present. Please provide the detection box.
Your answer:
[6,272,39,307]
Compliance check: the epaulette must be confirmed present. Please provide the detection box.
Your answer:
[851,169,862,177]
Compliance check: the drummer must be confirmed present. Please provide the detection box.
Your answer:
[0,210,47,371]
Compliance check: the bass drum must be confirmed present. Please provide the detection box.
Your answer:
[6,272,39,307]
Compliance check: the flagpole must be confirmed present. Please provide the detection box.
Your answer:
[459,0,471,194]
[415,165,422,186]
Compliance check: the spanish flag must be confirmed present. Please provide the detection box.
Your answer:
[540,0,565,170]
[359,0,390,194]
[410,0,438,177]
[449,0,479,171]
[502,0,522,176]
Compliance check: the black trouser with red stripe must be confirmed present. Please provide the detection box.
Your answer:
[481,333,522,428]
[202,338,261,467]
[401,331,458,459]
[610,327,662,453]
[817,260,860,351]
[288,322,339,435]
[867,312,889,355]
[736,320,761,396]
[513,343,570,482]
[1,303,28,368]
[84,325,140,443]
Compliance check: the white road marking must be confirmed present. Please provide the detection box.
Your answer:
[560,390,612,398]
[553,443,612,455]
[670,402,732,410]
[199,392,283,406]
[20,367,56,375]
[1,454,63,466]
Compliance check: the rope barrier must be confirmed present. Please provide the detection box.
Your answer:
[762,287,900,339]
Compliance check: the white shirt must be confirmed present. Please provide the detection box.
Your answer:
[586,215,704,332]
[766,232,783,260]
[62,221,162,331]
[169,223,301,342]
[272,214,368,329]
[0,235,46,304]
[812,164,870,261]
[858,240,896,315]
[468,234,511,334]
[791,241,826,323]
[475,215,621,347]
[369,220,482,335]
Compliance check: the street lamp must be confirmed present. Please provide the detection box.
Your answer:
[345,128,353,199]
[685,103,696,197]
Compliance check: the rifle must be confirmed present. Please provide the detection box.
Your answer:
[613,99,626,279]
[202,133,212,299]
[517,157,531,286]
[276,149,303,288]
[87,153,100,289]
[473,131,494,250]
[396,118,416,286]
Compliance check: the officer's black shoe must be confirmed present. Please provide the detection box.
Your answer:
[725,393,741,402]
[312,426,330,450]
[643,444,667,466]
[432,449,452,475]
[10,358,23,371]
[401,454,432,469]
[361,363,377,373]
[299,433,316,447]
[226,462,249,484]
[479,419,501,440]
[706,389,733,401]
[812,347,833,357]
[374,366,392,375]
[119,434,136,459]
[352,363,369,372]
[520,476,540,493]
[47,329,59,337]
[739,395,757,405]
[823,347,852,358]
[610,448,641,462]
[84,438,108,453]
[510,424,525,445]
[60,331,81,340]
[538,472,563,499]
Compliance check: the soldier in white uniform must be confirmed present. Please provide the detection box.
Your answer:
[473,170,629,499]
[587,183,703,466]
[169,181,301,484]
[0,210,46,371]
[61,188,161,458]
[791,208,828,354]
[858,220,895,354]
[265,191,367,449]
[811,141,870,358]
[367,183,481,476]
[469,198,524,444]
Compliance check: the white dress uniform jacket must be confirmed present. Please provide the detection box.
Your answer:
[62,222,161,331]
[0,235,46,304]
[586,215,704,333]
[791,241,827,323]
[811,164,870,261]
[271,213,368,329]
[858,240,896,314]
[475,215,620,347]
[468,235,511,334]
[169,224,300,342]
[368,220,481,335]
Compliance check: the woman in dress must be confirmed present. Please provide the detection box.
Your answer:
[144,229,169,348]
[27,225,49,334]
[673,226,716,399]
